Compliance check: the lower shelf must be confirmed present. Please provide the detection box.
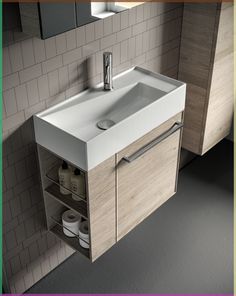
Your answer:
[50,224,90,259]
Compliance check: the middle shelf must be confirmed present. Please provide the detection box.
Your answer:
[45,184,88,219]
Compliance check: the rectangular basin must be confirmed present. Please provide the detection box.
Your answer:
[34,67,186,171]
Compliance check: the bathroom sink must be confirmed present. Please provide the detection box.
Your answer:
[34,67,186,171]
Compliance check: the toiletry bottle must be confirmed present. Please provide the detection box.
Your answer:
[58,160,71,195]
[71,168,86,200]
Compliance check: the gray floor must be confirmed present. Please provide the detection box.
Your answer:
[27,140,233,294]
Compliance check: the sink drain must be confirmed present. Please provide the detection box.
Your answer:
[97,119,115,130]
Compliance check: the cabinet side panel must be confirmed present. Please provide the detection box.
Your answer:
[178,3,218,154]
[181,84,206,154]
[87,156,116,261]
[202,4,233,153]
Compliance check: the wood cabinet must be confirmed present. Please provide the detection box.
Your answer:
[178,3,233,155]
[19,3,77,39]
[37,112,183,262]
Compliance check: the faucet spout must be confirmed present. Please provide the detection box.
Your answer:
[103,52,113,91]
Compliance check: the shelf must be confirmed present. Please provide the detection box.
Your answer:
[45,184,88,219]
[50,224,90,259]
[45,163,86,202]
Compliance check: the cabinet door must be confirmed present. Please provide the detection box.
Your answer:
[39,3,76,39]
[117,113,182,240]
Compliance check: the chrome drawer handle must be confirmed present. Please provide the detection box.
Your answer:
[123,122,183,163]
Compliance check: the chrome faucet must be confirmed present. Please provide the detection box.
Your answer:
[103,52,113,90]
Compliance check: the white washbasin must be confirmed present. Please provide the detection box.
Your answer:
[34,67,186,171]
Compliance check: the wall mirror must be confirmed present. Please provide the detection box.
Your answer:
[3,2,143,40]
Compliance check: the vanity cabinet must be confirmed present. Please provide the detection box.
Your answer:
[19,3,77,39]
[178,3,233,155]
[37,112,183,262]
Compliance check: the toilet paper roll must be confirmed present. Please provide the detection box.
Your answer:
[62,210,80,237]
[79,221,89,249]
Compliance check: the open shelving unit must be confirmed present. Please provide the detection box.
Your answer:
[37,144,91,260]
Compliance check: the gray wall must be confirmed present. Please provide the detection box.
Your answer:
[2,3,183,293]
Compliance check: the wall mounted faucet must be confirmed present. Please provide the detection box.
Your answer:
[103,52,113,91]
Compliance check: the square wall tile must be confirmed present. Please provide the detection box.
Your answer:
[26,79,40,106]
[9,42,23,72]
[24,270,34,290]
[45,37,57,59]
[113,43,121,66]
[19,190,31,212]
[4,165,17,189]
[76,26,86,47]
[15,84,28,112]
[33,38,46,64]
[48,70,59,96]
[112,14,120,33]
[66,30,77,51]
[3,47,12,76]
[120,40,128,63]
[143,3,151,20]
[55,33,67,55]
[68,62,78,86]
[103,17,113,36]
[15,223,27,244]
[85,22,95,43]
[136,4,144,23]
[135,34,143,57]
[3,89,17,117]
[121,10,129,29]
[10,255,21,275]
[95,20,104,40]
[129,7,136,26]
[10,196,21,218]
[128,36,136,59]
[29,242,39,261]
[58,66,69,92]
[38,75,50,100]
[3,202,12,225]
[21,39,35,68]
[5,230,17,251]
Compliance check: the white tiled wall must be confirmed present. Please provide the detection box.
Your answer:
[2,2,183,293]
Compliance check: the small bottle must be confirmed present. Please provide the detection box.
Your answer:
[71,168,86,200]
[58,161,71,195]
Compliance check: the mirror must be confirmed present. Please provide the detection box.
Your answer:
[3,1,144,43]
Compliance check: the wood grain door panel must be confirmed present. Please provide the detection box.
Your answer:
[117,113,182,240]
